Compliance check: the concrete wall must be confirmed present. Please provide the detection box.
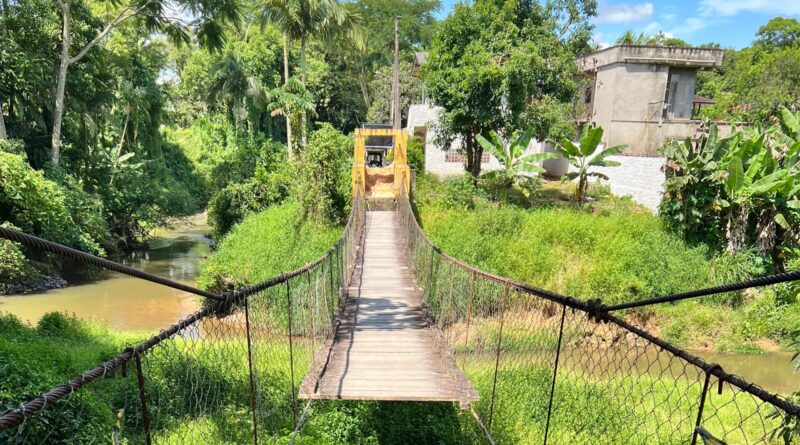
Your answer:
[568,155,666,212]
[406,103,508,176]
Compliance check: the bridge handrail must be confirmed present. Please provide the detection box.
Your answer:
[396,178,800,428]
[0,181,367,432]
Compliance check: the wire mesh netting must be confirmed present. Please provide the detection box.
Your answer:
[397,184,800,445]
[0,189,364,444]
[2,179,799,444]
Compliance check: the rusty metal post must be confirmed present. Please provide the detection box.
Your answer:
[462,271,475,368]
[286,280,297,425]
[307,270,316,350]
[487,285,508,431]
[244,298,259,444]
[543,304,567,445]
[691,367,718,445]
[133,353,152,445]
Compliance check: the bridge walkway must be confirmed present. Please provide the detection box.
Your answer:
[299,211,476,405]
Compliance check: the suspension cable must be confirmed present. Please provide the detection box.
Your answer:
[0,227,224,301]
[604,269,800,312]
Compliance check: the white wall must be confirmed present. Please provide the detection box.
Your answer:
[568,155,666,212]
[407,103,536,177]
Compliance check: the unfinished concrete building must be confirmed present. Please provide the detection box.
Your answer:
[577,45,724,155]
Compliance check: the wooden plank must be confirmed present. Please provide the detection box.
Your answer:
[299,211,477,404]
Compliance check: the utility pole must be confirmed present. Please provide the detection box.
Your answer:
[391,15,401,130]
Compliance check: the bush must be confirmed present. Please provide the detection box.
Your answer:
[0,150,106,255]
[294,124,352,223]
[208,163,293,237]
[407,135,425,172]
[0,234,39,290]
[198,201,341,290]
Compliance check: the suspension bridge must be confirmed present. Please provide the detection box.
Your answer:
[1,127,799,444]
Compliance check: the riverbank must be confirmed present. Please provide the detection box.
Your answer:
[413,174,800,355]
[0,213,210,330]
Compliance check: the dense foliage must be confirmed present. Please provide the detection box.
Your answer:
[660,116,800,267]
[423,0,596,176]
[697,17,800,122]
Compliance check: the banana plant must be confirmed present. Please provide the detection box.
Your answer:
[476,128,556,202]
[551,125,626,205]
[722,133,791,253]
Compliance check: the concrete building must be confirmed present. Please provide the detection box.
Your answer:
[577,45,724,156]
[405,45,727,211]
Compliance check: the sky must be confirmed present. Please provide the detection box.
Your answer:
[435,0,800,49]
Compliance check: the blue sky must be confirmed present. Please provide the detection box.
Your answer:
[435,0,800,49]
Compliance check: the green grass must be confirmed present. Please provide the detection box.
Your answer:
[413,174,800,352]
[198,200,342,291]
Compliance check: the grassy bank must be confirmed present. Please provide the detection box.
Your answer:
[413,174,800,353]
[197,201,342,290]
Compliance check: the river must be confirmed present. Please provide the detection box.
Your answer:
[0,213,208,332]
[0,215,796,394]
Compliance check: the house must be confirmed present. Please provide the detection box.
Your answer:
[405,45,728,211]
[577,45,725,155]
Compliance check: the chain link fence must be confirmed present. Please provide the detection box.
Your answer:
[0,188,365,444]
[397,184,800,445]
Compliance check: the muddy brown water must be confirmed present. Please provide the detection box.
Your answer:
[0,213,208,332]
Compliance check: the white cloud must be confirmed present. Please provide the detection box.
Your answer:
[670,16,709,35]
[699,0,800,17]
[592,31,612,48]
[595,2,654,24]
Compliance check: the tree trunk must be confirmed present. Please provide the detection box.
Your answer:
[0,105,6,140]
[300,36,307,148]
[726,204,750,253]
[755,206,776,256]
[51,0,71,165]
[283,33,293,160]
[577,173,587,206]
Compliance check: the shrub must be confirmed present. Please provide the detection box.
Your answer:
[294,124,352,223]
[407,135,425,172]
[198,201,341,290]
[208,163,293,237]
[0,150,106,255]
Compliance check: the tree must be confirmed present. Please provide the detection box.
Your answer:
[755,17,800,50]
[366,62,421,125]
[268,77,316,145]
[552,125,625,205]
[347,0,440,109]
[260,0,364,152]
[48,0,240,165]
[476,128,555,202]
[424,0,595,177]
[660,124,734,247]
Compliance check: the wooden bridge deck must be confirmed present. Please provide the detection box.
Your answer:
[299,211,476,405]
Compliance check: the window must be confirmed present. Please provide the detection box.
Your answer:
[445,153,490,163]
[584,87,592,104]
[662,68,695,120]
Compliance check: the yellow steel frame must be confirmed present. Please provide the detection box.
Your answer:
[352,128,409,197]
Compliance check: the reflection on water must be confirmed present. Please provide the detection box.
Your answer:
[0,213,210,332]
[695,350,800,396]
[561,344,800,396]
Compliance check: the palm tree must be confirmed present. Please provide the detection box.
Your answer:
[261,0,364,153]
[210,52,268,135]
[476,128,555,202]
[267,76,316,145]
